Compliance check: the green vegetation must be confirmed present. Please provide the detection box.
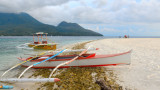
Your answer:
[0,12,103,36]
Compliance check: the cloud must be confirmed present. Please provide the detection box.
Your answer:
[102,28,119,32]
[27,0,112,25]
[0,0,72,13]
[93,0,108,8]
[27,6,72,25]
[1,0,160,24]
[111,0,160,23]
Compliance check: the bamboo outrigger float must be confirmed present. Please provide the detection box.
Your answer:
[0,85,13,89]
[28,32,57,50]
[0,78,60,83]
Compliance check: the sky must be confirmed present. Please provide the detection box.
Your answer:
[0,0,160,36]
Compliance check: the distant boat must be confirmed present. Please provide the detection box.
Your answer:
[18,50,132,68]
[17,32,57,50]
[28,32,57,50]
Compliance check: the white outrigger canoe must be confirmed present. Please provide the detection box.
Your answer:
[19,50,132,68]
[1,48,131,84]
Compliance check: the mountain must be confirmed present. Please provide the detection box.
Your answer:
[0,12,103,36]
[56,21,102,36]
[0,12,41,25]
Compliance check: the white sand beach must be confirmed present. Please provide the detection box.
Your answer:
[87,38,160,90]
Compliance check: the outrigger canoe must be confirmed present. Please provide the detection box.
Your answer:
[18,50,132,68]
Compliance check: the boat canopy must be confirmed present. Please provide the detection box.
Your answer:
[33,32,48,44]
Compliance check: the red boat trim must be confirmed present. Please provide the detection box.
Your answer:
[22,63,129,68]
[26,50,131,62]
[25,53,96,62]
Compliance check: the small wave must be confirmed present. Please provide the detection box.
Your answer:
[16,43,33,50]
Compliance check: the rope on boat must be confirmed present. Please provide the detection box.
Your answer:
[18,49,66,79]
[49,47,91,78]
[1,50,53,78]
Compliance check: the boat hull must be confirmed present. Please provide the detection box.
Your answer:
[21,50,132,68]
[28,44,56,50]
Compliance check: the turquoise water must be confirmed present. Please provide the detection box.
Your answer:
[0,36,106,78]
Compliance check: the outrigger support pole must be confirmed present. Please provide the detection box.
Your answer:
[41,34,43,42]
[37,34,39,43]
[18,49,66,79]
[33,34,35,42]
[46,33,47,42]
[49,47,91,78]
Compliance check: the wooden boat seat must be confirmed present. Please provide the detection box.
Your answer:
[79,53,96,58]
[32,57,39,60]
[42,41,48,44]
[34,42,41,44]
